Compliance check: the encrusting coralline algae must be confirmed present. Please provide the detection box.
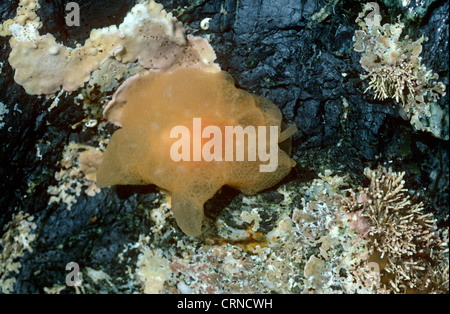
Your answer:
[2,0,219,95]
[50,167,445,294]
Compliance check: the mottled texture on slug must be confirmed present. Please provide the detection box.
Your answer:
[97,68,296,236]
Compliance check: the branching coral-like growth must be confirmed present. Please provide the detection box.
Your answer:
[353,3,446,138]
[345,166,449,293]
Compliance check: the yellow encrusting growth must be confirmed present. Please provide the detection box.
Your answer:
[0,0,41,37]
[136,247,171,294]
[2,0,220,95]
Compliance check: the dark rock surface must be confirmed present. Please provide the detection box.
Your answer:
[0,0,448,293]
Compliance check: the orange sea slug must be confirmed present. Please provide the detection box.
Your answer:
[97,68,297,236]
